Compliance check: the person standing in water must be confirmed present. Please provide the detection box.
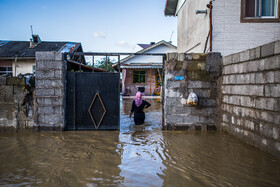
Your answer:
[129,91,151,125]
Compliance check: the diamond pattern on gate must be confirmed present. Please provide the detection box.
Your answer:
[88,93,106,129]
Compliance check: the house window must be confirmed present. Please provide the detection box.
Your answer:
[241,0,280,22]
[133,70,146,83]
[0,67,12,76]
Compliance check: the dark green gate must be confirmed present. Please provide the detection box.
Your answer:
[66,72,120,130]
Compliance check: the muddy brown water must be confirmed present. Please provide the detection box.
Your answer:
[0,98,280,186]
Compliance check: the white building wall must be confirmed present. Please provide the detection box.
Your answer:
[13,60,35,76]
[213,0,280,56]
[175,0,280,56]
[177,0,210,53]
[124,44,177,64]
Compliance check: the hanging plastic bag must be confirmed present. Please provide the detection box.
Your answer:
[187,92,198,106]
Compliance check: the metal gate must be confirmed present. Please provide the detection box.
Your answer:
[64,52,166,130]
[65,72,120,130]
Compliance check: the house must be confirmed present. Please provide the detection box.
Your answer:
[0,35,104,76]
[119,40,177,96]
[165,0,280,56]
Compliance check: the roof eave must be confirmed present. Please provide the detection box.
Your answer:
[0,57,35,60]
[164,0,178,16]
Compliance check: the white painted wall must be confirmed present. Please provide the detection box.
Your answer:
[177,0,210,53]
[123,44,177,65]
[213,0,280,56]
[13,60,35,76]
[175,0,280,56]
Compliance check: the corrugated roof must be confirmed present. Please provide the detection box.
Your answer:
[164,0,178,16]
[0,41,80,58]
[121,65,163,69]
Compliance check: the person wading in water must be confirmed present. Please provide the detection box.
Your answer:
[129,91,151,125]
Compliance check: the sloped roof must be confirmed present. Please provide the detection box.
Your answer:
[138,44,152,49]
[0,41,80,58]
[119,40,176,65]
[164,0,178,16]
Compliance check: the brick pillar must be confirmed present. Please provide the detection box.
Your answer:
[34,52,66,131]
[163,53,222,131]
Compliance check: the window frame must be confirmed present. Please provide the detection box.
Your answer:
[241,0,280,23]
[133,70,146,84]
[0,66,12,76]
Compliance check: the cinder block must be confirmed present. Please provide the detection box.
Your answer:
[240,96,255,107]
[188,80,212,88]
[36,88,55,97]
[182,115,200,124]
[260,122,274,138]
[255,98,277,111]
[255,71,274,84]
[36,70,55,79]
[232,53,240,64]
[235,74,251,84]
[223,55,233,65]
[6,77,25,86]
[44,114,62,124]
[229,95,241,105]
[258,110,280,125]
[0,77,6,85]
[166,81,181,88]
[264,55,280,70]
[43,80,63,88]
[185,54,192,61]
[187,71,210,81]
[275,40,280,55]
[249,47,261,60]
[240,49,250,62]
[275,70,280,83]
[178,53,185,61]
[54,70,63,78]
[187,61,206,71]
[261,42,275,58]
[166,89,181,98]
[191,89,211,98]
[244,120,255,131]
[166,115,183,124]
[167,53,178,61]
[38,106,62,115]
[265,84,280,97]
[192,53,207,61]
[36,97,63,106]
[36,61,63,70]
[273,127,280,140]
[240,107,256,118]
[198,98,216,107]
[247,60,262,72]
[0,86,14,102]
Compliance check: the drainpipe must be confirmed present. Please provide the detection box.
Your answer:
[207,1,213,52]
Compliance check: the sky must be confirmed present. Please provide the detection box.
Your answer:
[0,0,177,53]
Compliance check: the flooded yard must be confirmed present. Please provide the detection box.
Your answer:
[0,98,280,186]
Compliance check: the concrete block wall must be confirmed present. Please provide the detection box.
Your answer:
[163,52,222,130]
[220,40,280,157]
[34,52,66,130]
[0,77,34,131]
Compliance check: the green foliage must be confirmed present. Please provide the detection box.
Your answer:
[96,57,116,72]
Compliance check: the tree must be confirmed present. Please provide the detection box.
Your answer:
[96,57,116,72]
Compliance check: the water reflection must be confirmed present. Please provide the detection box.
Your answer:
[0,98,280,186]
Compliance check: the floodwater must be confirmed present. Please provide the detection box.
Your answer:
[1,98,280,187]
